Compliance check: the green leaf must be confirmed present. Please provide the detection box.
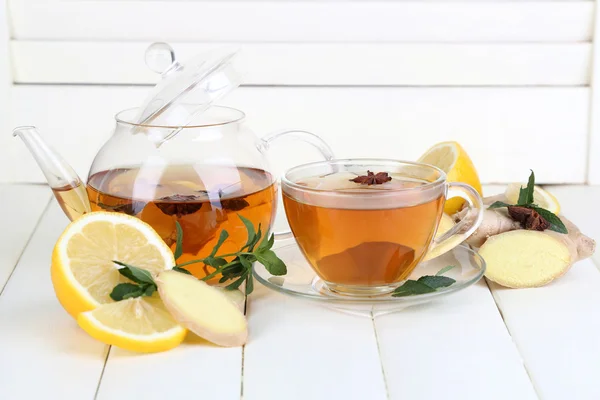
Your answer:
[238,254,253,270]
[417,275,456,289]
[203,257,228,269]
[110,283,144,301]
[245,273,254,295]
[488,201,513,209]
[392,280,437,297]
[173,266,192,275]
[257,233,275,252]
[225,273,247,290]
[117,267,145,284]
[435,265,456,276]
[173,221,183,260]
[238,214,256,247]
[209,230,230,257]
[254,249,287,276]
[113,261,155,285]
[143,284,156,297]
[517,170,536,205]
[529,206,568,234]
[249,224,262,252]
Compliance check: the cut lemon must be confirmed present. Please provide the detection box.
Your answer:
[51,211,175,318]
[505,184,561,214]
[77,296,186,353]
[418,141,483,214]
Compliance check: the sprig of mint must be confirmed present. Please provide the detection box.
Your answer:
[391,266,456,297]
[109,216,287,301]
[488,170,567,234]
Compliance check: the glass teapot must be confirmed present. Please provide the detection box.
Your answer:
[13,43,333,278]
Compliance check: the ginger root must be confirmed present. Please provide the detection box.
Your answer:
[456,194,596,288]
[156,271,248,347]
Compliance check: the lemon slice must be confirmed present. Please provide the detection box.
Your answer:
[51,211,175,318]
[77,296,186,353]
[418,141,483,214]
[505,184,561,214]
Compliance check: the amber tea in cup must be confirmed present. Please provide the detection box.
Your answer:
[282,160,483,295]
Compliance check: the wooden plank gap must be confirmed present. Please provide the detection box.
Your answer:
[371,312,390,400]
[585,2,600,183]
[0,196,51,296]
[93,346,112,400]
[484,278,543,400]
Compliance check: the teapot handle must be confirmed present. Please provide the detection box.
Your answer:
[260,130,335,240]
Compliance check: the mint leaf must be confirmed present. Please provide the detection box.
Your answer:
[110,283,144,301]
[245,272,254,295]
[173,221,183,260]
[488,201,512,209]
[255,249,287,276]
[417,275,456,289]
[392,280,437,297]
[517,170,535,205]
[238,214,256,247]
[113,261,155,285]
[209,230,229,257]
[435,265,456,276]
[225,271,248,290]
[257,232,275,252]
[529,206,568,234]
[142,284,156,297]
[173,266,192,275]
[117,267,145,284]
[249,224,262,252]
[203,256,228,268]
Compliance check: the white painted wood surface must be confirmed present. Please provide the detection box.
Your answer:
[374,280,537,400]
[586,2,600,185]
[8,1,593,43]
[0,200,108,399]
[11,41,591,86]
[5,85,589,184]
[0,184,599,400]
[0,184,49,290]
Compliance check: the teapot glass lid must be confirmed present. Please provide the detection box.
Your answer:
[134,42,242,129]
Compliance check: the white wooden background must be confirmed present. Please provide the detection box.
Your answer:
[1,0,599,184]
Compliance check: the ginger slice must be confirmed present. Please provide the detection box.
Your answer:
[155,271,248,347]
[479,230,573,288]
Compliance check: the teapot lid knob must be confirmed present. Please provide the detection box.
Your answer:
[144,42,177,74]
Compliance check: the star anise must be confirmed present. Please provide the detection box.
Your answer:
[507,206,550,231]
[349,170,392,185]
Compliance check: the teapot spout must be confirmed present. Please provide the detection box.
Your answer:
[13,126,91,220]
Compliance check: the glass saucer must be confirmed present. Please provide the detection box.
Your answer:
[253,242,486,317]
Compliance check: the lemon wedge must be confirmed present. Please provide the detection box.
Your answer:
[505,184,561,214]
[77,296,186,353]
[418,141,483,214]
[51,212,175,318]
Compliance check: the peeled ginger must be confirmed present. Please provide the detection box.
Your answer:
[156,271,248,347]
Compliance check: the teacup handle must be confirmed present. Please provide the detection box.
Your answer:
[260,130,335,240]
[423,182,484,261]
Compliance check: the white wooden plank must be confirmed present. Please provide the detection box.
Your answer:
[97,342,242,400]
[11,41,591,86]
[544,185,600,266]
[488,259,600,400]
[8,1,593,42]
[0,0,10,138]
[375,279,537,400]
[6,85,589,184]
[0,201,107,399]
[243,283,388,400]
[0,184,50,290]
[586,2,600,184]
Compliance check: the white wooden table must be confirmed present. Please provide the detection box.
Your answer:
[1,184,599,400]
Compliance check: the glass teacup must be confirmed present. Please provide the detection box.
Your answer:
[281,159,483,296]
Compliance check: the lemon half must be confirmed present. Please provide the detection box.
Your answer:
[418,141,483,214]
[51,211,175,318]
